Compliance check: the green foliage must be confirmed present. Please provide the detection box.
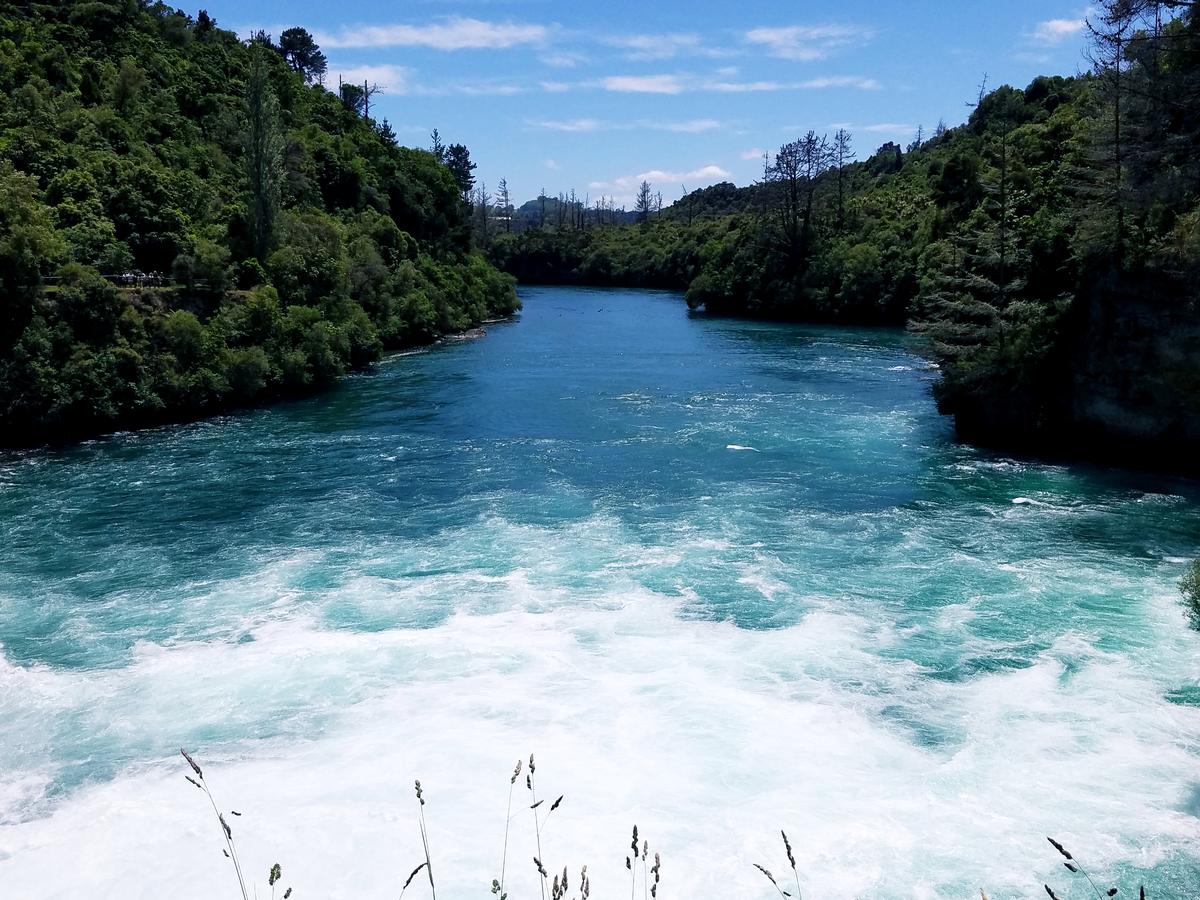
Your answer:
[0,3,518,445]
[1181,560,1200,631]
[492,4,1200,456]
[0,162,65,346]
[245,47,283,262]
[279,27,326,84]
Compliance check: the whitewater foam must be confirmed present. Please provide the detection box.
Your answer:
[1,287,1198,898]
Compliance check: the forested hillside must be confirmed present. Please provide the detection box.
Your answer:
[490,1,1200,471]
[0,1,518,446]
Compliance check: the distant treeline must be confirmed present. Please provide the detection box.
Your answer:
[0,2,518,446]
[486,1,1200,471]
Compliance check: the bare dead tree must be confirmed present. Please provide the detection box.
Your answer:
[833,128,855,231]
[766,132,836,266]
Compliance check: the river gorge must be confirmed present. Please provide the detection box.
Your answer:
[1,286,1198,899]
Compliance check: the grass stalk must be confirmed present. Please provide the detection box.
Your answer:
[415,781,436,900]
[497,758,522,900]
[529,755,546,900]
[180,749,251,900]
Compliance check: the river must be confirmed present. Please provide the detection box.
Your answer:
[1,286,1198,898]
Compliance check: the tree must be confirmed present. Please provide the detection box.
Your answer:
[113,57,146,112]
[833,128,855,231]
[279,27,327,84]
[0,164,63,348]
[360,81,384,120]
[245,49,283,261]
[1087,9,1130,260]
[430,129,446,162]
[377,119,397,146]
[1083,0,1200,263]
[496,178,512,233]
[766,132,835,268]
[635,180,654,223]
[445,144,476,198]
[338,79,382,119]
[474,181,491,246]
[339,80,365,115]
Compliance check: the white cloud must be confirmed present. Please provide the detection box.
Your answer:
[531,118,605,132]
[605,32,730,61]
[707,79,785,92]
[744,24,869,61]
[589,164,732,203]
[860,122,913,133]
[592,73,879,95]
[797,76,880,90]
[317,17,549,50]
[542,50,588,68]
[328,66,528,97]
[540,80,573,93]
[740,147,767,160]
[1030,17,1085,45]
[329,64,414,94]
[658,118,722,133]
[601,74,687,94]
[544,159,560,170]
[456,81,525,96]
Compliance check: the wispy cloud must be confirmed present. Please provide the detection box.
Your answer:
[594,72,879,94]
[589,164,733,204]
[740,147,767,160]
[542,50,589,68]
[859,122,914,133]
[744,24,870,61]
[658,118,723,133]
[706,79,784,93]
[456,81,526,96]
[600,74,687,94]
[542,51,588,68]
[330,64,524,97]
[798,76,880,90]
[531,117,605,132]
[1029,16,1085,46]
[530,117,724,133]
[329,64,414,94]
[605,32,729,61]
[317,17,549,50]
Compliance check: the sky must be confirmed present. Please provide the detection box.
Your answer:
[193,0,1096,207]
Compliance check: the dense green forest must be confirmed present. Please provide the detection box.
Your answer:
[490,1,1200,471]
[0,1,518,445]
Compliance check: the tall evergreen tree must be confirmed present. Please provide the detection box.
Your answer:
[635,180,654,223]
[445,144,476,198]
[279,27,326,84]
[245,49,283,262]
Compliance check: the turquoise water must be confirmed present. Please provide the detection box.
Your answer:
[0,286,1198,899]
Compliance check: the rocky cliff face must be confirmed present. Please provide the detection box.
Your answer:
[1068,279,1200,471]
[949,277,1200,475]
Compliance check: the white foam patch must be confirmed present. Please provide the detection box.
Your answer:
[1,591,1198,899]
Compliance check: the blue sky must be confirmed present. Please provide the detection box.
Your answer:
[195,1,1094,207]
